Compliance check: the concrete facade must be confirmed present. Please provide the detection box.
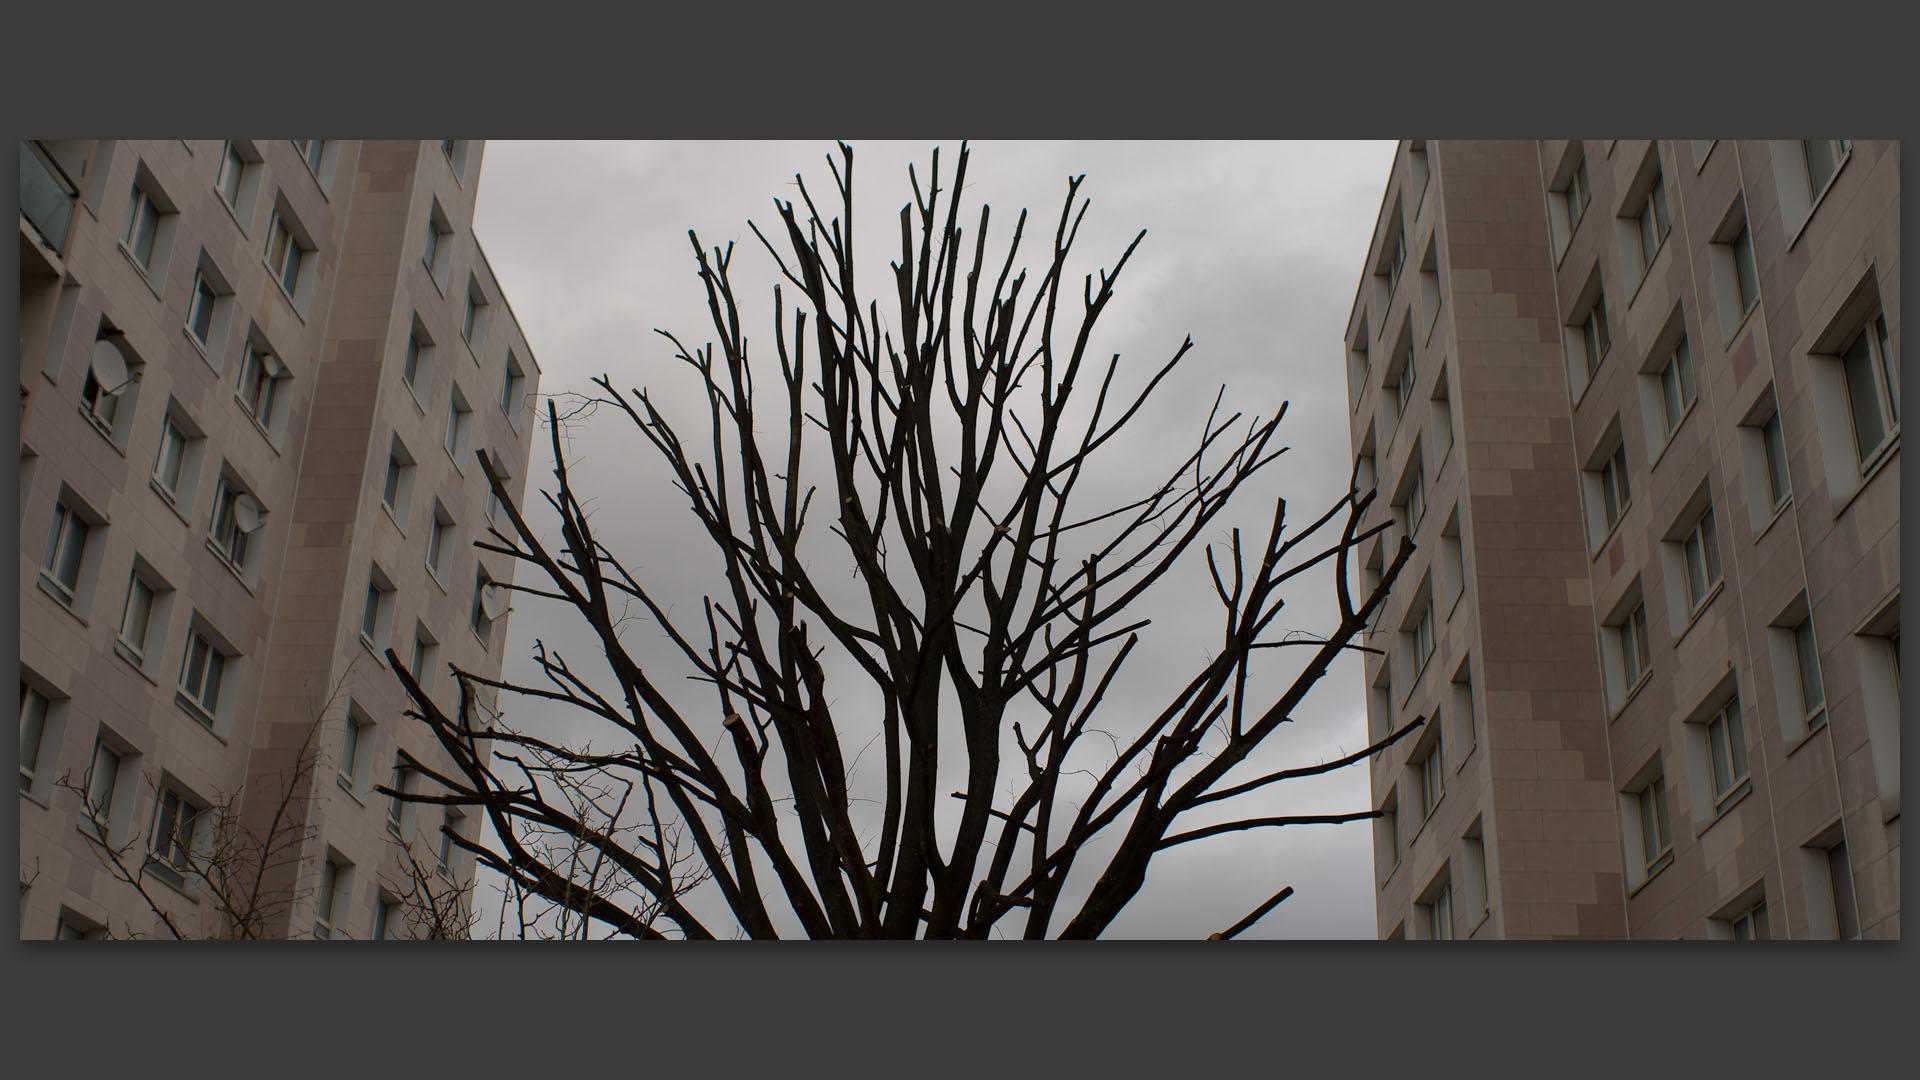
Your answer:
[1349,140,1898,940]
[19,139,541,939]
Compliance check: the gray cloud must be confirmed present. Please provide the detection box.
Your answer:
[470,139,1397,938]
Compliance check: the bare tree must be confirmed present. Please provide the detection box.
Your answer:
[389,142,1421,939]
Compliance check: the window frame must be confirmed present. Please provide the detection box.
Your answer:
[1840,309,1898,468]
[41,498,92,606]
[1679,505,1722,615]
[177,621,230,727]
[1705,696,1750,808]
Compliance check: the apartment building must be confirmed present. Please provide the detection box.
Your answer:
[1346,140,1898,940]
[19,139,541,939]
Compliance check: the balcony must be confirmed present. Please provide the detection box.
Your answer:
[20,140,78,256]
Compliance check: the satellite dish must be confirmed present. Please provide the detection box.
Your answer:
[480,582,512,621]
[233,492,267,534]
[90,340,130,391]
[263,352,288,380]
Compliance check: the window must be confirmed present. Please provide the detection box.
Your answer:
[410,625,439,697]
[471,567,497,646]
[1802,139,1849,200]
[213,140,262,223]
[1417,238,1441,337]
[1368,665,1392,743]
[387,758,415,834]
[1737,389,1792,528]
[1428,366,1454,466]
[1708,201,1760,337]
[235,337,288,438]
[423,200,452,290]
[438,807,464,876]
[208,472,264,577]
[502,351,528,428]
[1548,145,1591,258]
[1619,602,1651,690]
[1810,838,1860,940]
[1404,589,1435,681]
[1347,325,1370,412]
[1704,696,1749,807]
[40,496,94,607]
[115,561,170,667]
[445,384,473,470]
[426,503,453,581]
[55,909,105,941]
[1419,877,1453,941]
[1677,504,1721,614]
[186,270,219,348]
[296,139,326,175]
[313,856,350,940]
[339,703,370,793]
[121,174,169,274]
[1724,896,1769,940]
[1760,411,1790,507]
[441,140,470,180]
[462,279,490,356]
[485,467,507,529]
[1449,658,1475,761]
[1584,426,1633,544]
[1840,309,1897,466]
[1415,733,1444,821]
[84,736,126,841]
[374,894,399,941]
[1374,787,1400,879]
[1577,291,1611,379]
[1438,507,1465,613]
[1390,340,1416,426]
[20,684,54,791]
[178,621,230,726]
[1631,172,1671,275]
[1460,822,1489,928]
[1853,598,1901,823]
[1656,335,1694,441]
[1377,215,1407,302]
[147,785,203,885]
[1792,616,1826,731]
[382,436,416,529]
[361,565,395,655]
[263,201,313,306]
[1631,766,1673,876]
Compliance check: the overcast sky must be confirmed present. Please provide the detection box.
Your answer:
[469,140,1399,938]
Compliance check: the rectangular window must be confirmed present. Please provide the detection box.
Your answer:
[1793,617,1826,730]
[1405,470,1426,536]
[178,626,228,724]
[1842,310,1898,466]
[208,476,257,573]
[123,183,161,270]
[20,685,51,788]
[1426,883,1452,941]
[1418,736,1444,820]
[361,568,394,654]
[1568,157,1591,230]
[426,506,452,580]
[1802,139,1848,198]
[297,139,326,174]
[314,857,350,940]
[502,352,527,424]
[462,284,489,354]
[388,759,414,833]
[86,738,123,830]
[148,786,200,877]
[1412,603,1435,676]
[117,571,157,661]
[1375,790,1399,876]
[1827,842,1860,939]
[1761,411,1790,508]
[41,500,90,604]
[445,388,473,468]
[80,367,120,432]
[1636,773,1672,872]
[340,711,365,792]
[236,341,286,432]
[1634,174,1671,272]
[1680,507,1721,612]
[1705,696,1749,806]
[438,807,463,874]
[1580,293,1611,378]
[1727,898,1769,940]
[216,142,246,208]
[263,206,307,299]
[1599,443,1631,532]
[1620,602,1651,690]
[1393,348,1416,422]
[410,628,438,696]
[471,567,496,646]
[153,415,189,501]
[187,270,218,347]
[374,895,398,941]
[486,484,503,528]
[1658,336,1694,438]
[402,327,433,402]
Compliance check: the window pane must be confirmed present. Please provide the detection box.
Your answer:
[202,649,225,714]
[1795,620,1824,713]
[1709,717,1732,795]
[88,742,119,813]
[1762,414,1789,504]
[1733,229,1758,312]
[1844,330,1887,459]
[20,687,49,781]
[121,576,154,651]
[131,200,159,265]
[1873,313,1896,422]
[1725,701,1747,781]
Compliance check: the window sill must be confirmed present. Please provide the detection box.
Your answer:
[445,443,468,476]
[1444,585,1464,625]
[1610,669,1653,721]
[149,476,194,527]
[142,859,201,901]
[1671,580,1724,649]
[183,324,222,375]
[1752,496,1793,544]
[500,404,523,436]
[111,639,159,685]
[426,261,449,299]
[465,336,484,365]
[1627,850,1673,898]
[337,773,366,807]
[380,501,408,537]
[204,537,259,596]
[1694,142,1715,173]
[1467,909,1491,939]
[1453,738,1476,775]
[78,405,128,456]
[359,633,388,667]
[1696,777,1753,837]
[471,625,492,651]
[1407,796,1443,846]
[297,148,332,201]
[34,575,89,627]
[234,397,283,455]
[1379,859,1399,892]
[215,190,252,238]
[1833,432,1899,521]
[117,241,165,303]
[1588,504,1632,564]
[1646,398,1699,475]
[1784,714,1827,759]
[1719,300,1759,353]
[20,785,53,811]
[1626,236,1668,309]
[173,692,226,741]
[426,563,447,595]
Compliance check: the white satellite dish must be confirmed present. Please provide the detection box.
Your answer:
[90,339,130,391]
[263,352,288,380]
[480,582,512,621]
[233,492,267,534]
